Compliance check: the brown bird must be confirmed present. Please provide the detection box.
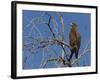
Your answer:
[68,22,81,61]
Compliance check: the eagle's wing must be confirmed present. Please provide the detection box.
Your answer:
[69,29,77,48]
[76,31,81,49]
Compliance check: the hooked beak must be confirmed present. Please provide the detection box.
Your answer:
[70,23,73,26]
[70,23,73,28]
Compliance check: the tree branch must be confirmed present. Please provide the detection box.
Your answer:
[47,16,56,38]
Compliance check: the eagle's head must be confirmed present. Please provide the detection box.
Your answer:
[70,22,77,31]
[70,22,77,27]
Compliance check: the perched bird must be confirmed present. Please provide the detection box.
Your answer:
[68,22,81,61]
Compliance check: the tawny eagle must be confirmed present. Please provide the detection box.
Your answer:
[69,22,81,61]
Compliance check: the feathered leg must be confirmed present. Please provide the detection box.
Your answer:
[69,52,74,61]
[75,51,79,66]
[75,51,78,59]
[68,52,74,67]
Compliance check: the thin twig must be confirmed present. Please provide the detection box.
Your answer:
[43,58,59,68]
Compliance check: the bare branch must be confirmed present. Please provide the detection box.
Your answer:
[58,13,64,40]
[55,39,70,48]
[47,16,56,38]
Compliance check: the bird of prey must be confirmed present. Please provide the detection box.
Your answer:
[68,22,81,61]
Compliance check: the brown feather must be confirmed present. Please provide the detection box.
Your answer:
[69,23,81,60]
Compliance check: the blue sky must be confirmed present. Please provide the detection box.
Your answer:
[22,10,91,69]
